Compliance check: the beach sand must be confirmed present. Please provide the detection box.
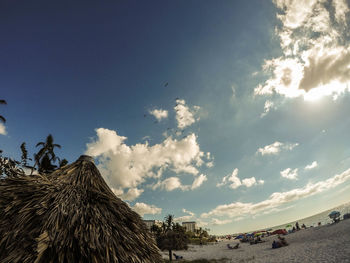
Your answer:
[161,219,350,262]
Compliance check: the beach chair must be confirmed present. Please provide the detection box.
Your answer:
[173,253,183,260]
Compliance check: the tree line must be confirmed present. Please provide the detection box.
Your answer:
[0,99,67,177]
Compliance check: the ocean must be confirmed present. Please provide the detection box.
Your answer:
[270,201,350,231]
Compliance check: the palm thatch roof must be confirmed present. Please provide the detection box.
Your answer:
[0,155,162,263]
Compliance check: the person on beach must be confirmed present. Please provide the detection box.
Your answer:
[272,236,288,249]
[272,240,281,249]
[295,222,300,230]
[301,223,306,229]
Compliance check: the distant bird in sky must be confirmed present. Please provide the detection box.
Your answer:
[164,82,169,87]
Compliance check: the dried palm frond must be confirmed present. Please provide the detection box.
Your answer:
[0,155,162,263]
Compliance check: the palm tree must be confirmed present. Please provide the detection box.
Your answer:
[33,134,61,174]
[0,99,7,123]
[155,214,189,262]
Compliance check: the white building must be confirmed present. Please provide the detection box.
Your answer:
[182,221,196,232]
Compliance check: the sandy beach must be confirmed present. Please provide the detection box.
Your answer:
[161,219,350,262]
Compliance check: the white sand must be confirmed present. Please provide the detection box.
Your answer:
[161,219,350,262]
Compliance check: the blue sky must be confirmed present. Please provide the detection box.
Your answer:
[1,0,350,235]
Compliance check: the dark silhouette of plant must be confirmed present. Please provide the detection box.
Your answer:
[0,99,7,154]
[0,99,6,124]
[59,158,68,167]
[155,214,189,262]
[20,143,33,168]
[0,154,24,178]
[33,134,62,174]
[0,103,68,176]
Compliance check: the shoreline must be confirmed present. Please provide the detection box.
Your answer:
[161,219,350,262]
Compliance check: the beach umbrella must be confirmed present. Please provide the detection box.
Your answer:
[285,224,292,228]
[0,155,162,263]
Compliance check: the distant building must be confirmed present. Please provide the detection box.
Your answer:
[182,221,196,232]
[143,220,162,231]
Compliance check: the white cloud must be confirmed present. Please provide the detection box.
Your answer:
[280,168,298,180]
[305,161,318,170]
[191,174,207,190]
[132,202,162,217]
[333,0,349,24]
[211,218,232,225]
[175,99,200,129]
[122,188,144,201]
[231,85,236,101]
[217,168,241,189]
[260,100,276,118]
[152,174,207,192]
[111,187,144,201]
[257,141,298,156]
[202,167,350,219]
[256,0,350,101]
[242,177,257,187]
[206,161,214,168]
[0,123,7,135]
[175,209,196,222]
[86,128,209,190]
[152,177,188,191]
[217,168,264,189]
[111,187,124,196]
[258,179,265,185]
[149,108,168,121]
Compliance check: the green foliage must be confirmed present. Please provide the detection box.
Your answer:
[155,214,189,262]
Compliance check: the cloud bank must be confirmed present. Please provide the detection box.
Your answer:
[255,0,350,101]
[202,167,350,219]
[86,128,210,200]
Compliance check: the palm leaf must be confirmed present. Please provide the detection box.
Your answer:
[53,144,61,149]
[35,142,45,147]
[0,116,5,123]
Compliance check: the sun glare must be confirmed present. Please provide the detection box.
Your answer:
[303,81,349,101]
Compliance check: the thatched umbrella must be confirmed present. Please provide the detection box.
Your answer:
[0,155,162,263]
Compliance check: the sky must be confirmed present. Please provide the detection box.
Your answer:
[1,0,350,235]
